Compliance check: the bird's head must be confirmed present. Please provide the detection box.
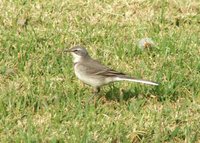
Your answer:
[64,45,89,63]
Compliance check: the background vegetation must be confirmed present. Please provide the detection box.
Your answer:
[0,0,200,142]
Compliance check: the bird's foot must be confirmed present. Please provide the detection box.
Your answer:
[92,87,100,95]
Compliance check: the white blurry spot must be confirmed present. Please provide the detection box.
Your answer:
[17,18,28,27]
[138,38,155,50]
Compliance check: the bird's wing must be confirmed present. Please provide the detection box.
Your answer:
[82,59,127,77]
[95,68,126,77]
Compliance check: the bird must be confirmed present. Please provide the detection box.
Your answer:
[64,45,159,93]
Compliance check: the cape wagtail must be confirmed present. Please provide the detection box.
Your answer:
[64,45,159,93]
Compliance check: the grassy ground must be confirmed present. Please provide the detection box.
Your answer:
[0,0,200,142]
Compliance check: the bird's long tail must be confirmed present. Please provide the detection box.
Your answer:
[115,77,159,86]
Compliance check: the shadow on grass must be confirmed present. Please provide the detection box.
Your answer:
[104,86,140,102]
[103,84,179,102]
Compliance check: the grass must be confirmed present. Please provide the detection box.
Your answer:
[0,0,200,142]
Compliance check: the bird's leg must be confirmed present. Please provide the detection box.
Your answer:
[91,87,100,107]
[88,87,100,101]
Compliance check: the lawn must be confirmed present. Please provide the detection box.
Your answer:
[0,0,200,142]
